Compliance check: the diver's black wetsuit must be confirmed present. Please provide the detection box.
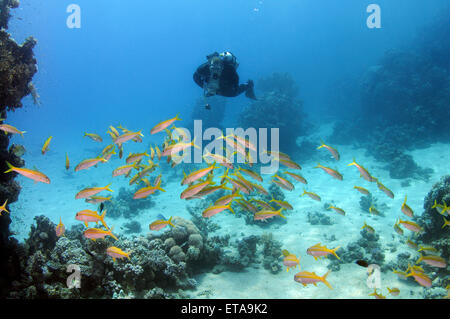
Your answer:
[193,52,256,99]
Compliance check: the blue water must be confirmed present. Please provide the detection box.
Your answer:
[4,0,450,299]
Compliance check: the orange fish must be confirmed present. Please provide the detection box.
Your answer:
[294,270,332,289]
[150,216,175,230]
[113,130,144,146]
[182,162,217,185]
[150,114,181,135]
[65,152,70,170]
[83,226,118,241]
[347,159,373,182]
[0,124,26,137]
[75,209,108,228]
[55,217,65,237]
[74,157,107,172]
[41,136,52,155]
[401,195,414,217]
[75,183,113,199]
[106,246,132,262]
[315,163,343,180]
[300,189,321,201]
[307,243,341,260]
[317,141,340,161]
[4,161,50,184]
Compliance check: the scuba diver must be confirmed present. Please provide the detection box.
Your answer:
[193,51,257,109]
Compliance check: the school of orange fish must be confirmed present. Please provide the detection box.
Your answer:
[0,116,448,298]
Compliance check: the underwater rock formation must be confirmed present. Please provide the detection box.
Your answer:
[0,0,37,298]
[415,175,449,271]
[238,72,309,155]
[307,211,333,225]
[329,229,385,272]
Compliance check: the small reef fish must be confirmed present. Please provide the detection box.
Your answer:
[354,186,370,196]
[369,205,380,216]
[401,195,414,217]
[315,163,343,180]
[4,161,50,184]
[106,246,132,262]
[300,189,321,201]
[180,180,211,199]
[306,243,341,260]
[347,159,373,182]
[237,167,262,182]
[392,268,409,280]
[272,174,294,191]
[282,250,300,272]
[113,130,144,146]
[406,239,418,250]
[369,289,386,299]
[328,205,346,216]
[0,199,9,216]
[75,209,108,228]
[214,191,242,206]
[317,141,340,161]
[118,144,124,159]
[202,203,234,218]
[431,200,448,216]
[269,197,293,210]
[0,124,26,137]
[75,183,113,199]
[126,152,149,164]
[203,151,234,169]
[294,270,332,289]
[84,227,118,241]
[254,208,286,221]
[74,157,107,172]
[416,254,447,268]
[55,217,65,237]
[235,199,258,213]
[361,222,375,234]
[232,133,257,151]
[398,219,423,233]
[182,162,217,185]
[133,179,165,199]
[84,132,102,142]
[406,269,432,288]
[387,287,400,296]
[85,196,111,204]
[191,184,231,199]
[417,245,438,254]
[377,181,394,199]
[150,114,181,135]
[283,171,307,184]
[251,199,275,211]
[112,162,139,177]
[251,182,269,196]
[41,136,52,155]
[109,125,120,137]
[65,152,70,170]
[155,145,162,161]
[263,150,291,161]
[150,216,175,231]
[393,221,404,235]
[442,217,450,229]
[233,172,254,192]
[278,158,301,170]
[226,176,251,195]
[161,138,199,156]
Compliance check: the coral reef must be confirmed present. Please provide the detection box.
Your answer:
[0,0,37,298]
[329,229,385,272]
[238,72,310,155]
[359,194,388,217]
[307,211,333,225]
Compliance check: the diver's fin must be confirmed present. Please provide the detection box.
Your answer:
[245,80,257,100]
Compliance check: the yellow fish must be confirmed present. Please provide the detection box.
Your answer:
[0,199,9,216]
[41,136,52,155]
[4,161,50,184]
[84,132,103,142]
[106,246,132,262]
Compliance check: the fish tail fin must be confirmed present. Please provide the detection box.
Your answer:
[156,179,166,192]
[109,226,118,240]
[278,208,286,219]
[4,161,15,173]
[442,217,449,229]
[168,216,175,227]
[20,131,26,138]
[332,247,341,260]
[175,113,182,121]
[227,204,235,214]
[100,210,108,228]
[104,183,114,192]
[322,270,333,289]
